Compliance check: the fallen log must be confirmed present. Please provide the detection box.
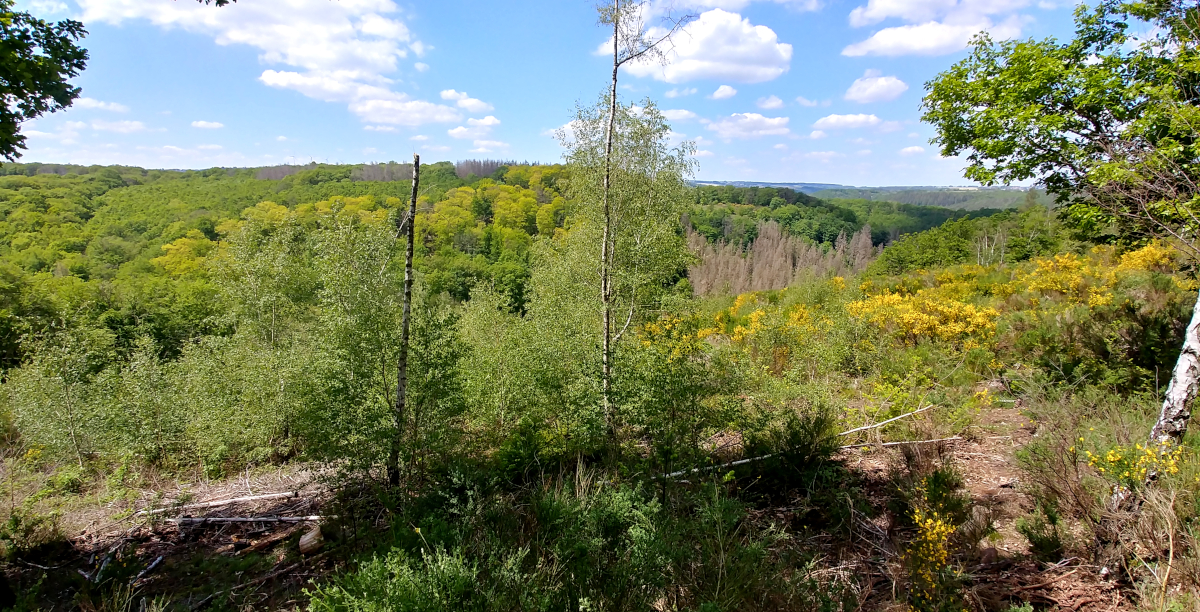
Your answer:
[167,516,327,525]
[137,492,298,517]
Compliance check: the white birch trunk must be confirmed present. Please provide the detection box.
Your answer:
[1150,287,1200,447]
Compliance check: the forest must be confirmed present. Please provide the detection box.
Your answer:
[4,0,1200,611]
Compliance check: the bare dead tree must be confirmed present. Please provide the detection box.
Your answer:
[387,154,419,487]
[688,222,877,296]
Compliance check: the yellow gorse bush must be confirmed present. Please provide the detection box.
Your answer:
[846,291,999,348]
[1082,439,1185,489]
[639,313,708,362]
[907,507,956,610]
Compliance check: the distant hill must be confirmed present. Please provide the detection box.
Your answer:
[814,187,1051,211]
[693,180,846,194]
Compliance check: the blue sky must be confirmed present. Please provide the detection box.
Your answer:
[14,0,1079,185]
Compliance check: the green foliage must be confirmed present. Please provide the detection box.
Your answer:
[687,186,977,248]
[814,187,1051,211]
[1015,503,1065,562]
[868,204,1061,276]
[0,0,88,161]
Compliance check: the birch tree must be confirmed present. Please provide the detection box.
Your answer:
[574,0,694,440]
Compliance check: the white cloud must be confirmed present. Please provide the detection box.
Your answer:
[809,130,827,139]
[706,113,790,139]
[812,113,881,129]
[92,120,148,133]
[349,98,461,126]
[773,143,788,150]
[448,115,501,139]
[191,120,224,129]
[440,89,494,113]
[276,135,288,141]
[74,98,129,112]
[663,0,820,11]
[410,134,429,141]
[29,0,69,14]
[364,125,396,132]
[663,109,698,121]
[844,69,909,102]
[424,144,451,152]
[844,18,1023,56]
[198,144,223,150]
[843,0,1029,57]
[710,85,738,99]
[622,9,792,83]
[665,87,698,98]
[795,96,819,107]
[849,0,1029,27]
[414,62,429,72]
[757,95,784,109]
[363,147,381,155]
[858,149,872,155]
[692,149,715,157]
[899,145,926,155]
[470,139,509,153]
[80,0,459,127]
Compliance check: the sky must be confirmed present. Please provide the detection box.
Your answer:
[13,0,1081,186]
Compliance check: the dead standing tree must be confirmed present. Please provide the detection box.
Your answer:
[388,154,419,487]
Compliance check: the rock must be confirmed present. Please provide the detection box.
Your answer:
[299,524,324,555]
[980,547,999,565]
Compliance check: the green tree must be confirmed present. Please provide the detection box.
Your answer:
[584,0,693,437]
[561,97,695,443]
[922,0,1200,449]
[0,0,88,161]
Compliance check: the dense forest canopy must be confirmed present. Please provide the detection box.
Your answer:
[0,159,978,369]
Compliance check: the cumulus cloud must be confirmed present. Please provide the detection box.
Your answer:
[79,0,460,127]
[812,113,881,129]
[757,95,784,109]
[661,0,820,11]
[409,134,428,141]
[621,9,792,83]
[93,120,148,133]
[809,130,827,139]
[899,145,926,155]
[692,149,715,157]
[665,87,698,98]
[276,135,288,141]
[440,89,494,113]
[705,113,790,139]
[844,69,909,102]
[843,17,1023,56]
[364,125,396,132]
[710,85,738,99]
[843,0,1028,56]
[191,120,224,129]
[75,98,129,112]
[470,139,509,153]
[663,109,698,121]
[795,96,820,107]
[448,115,501,139]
